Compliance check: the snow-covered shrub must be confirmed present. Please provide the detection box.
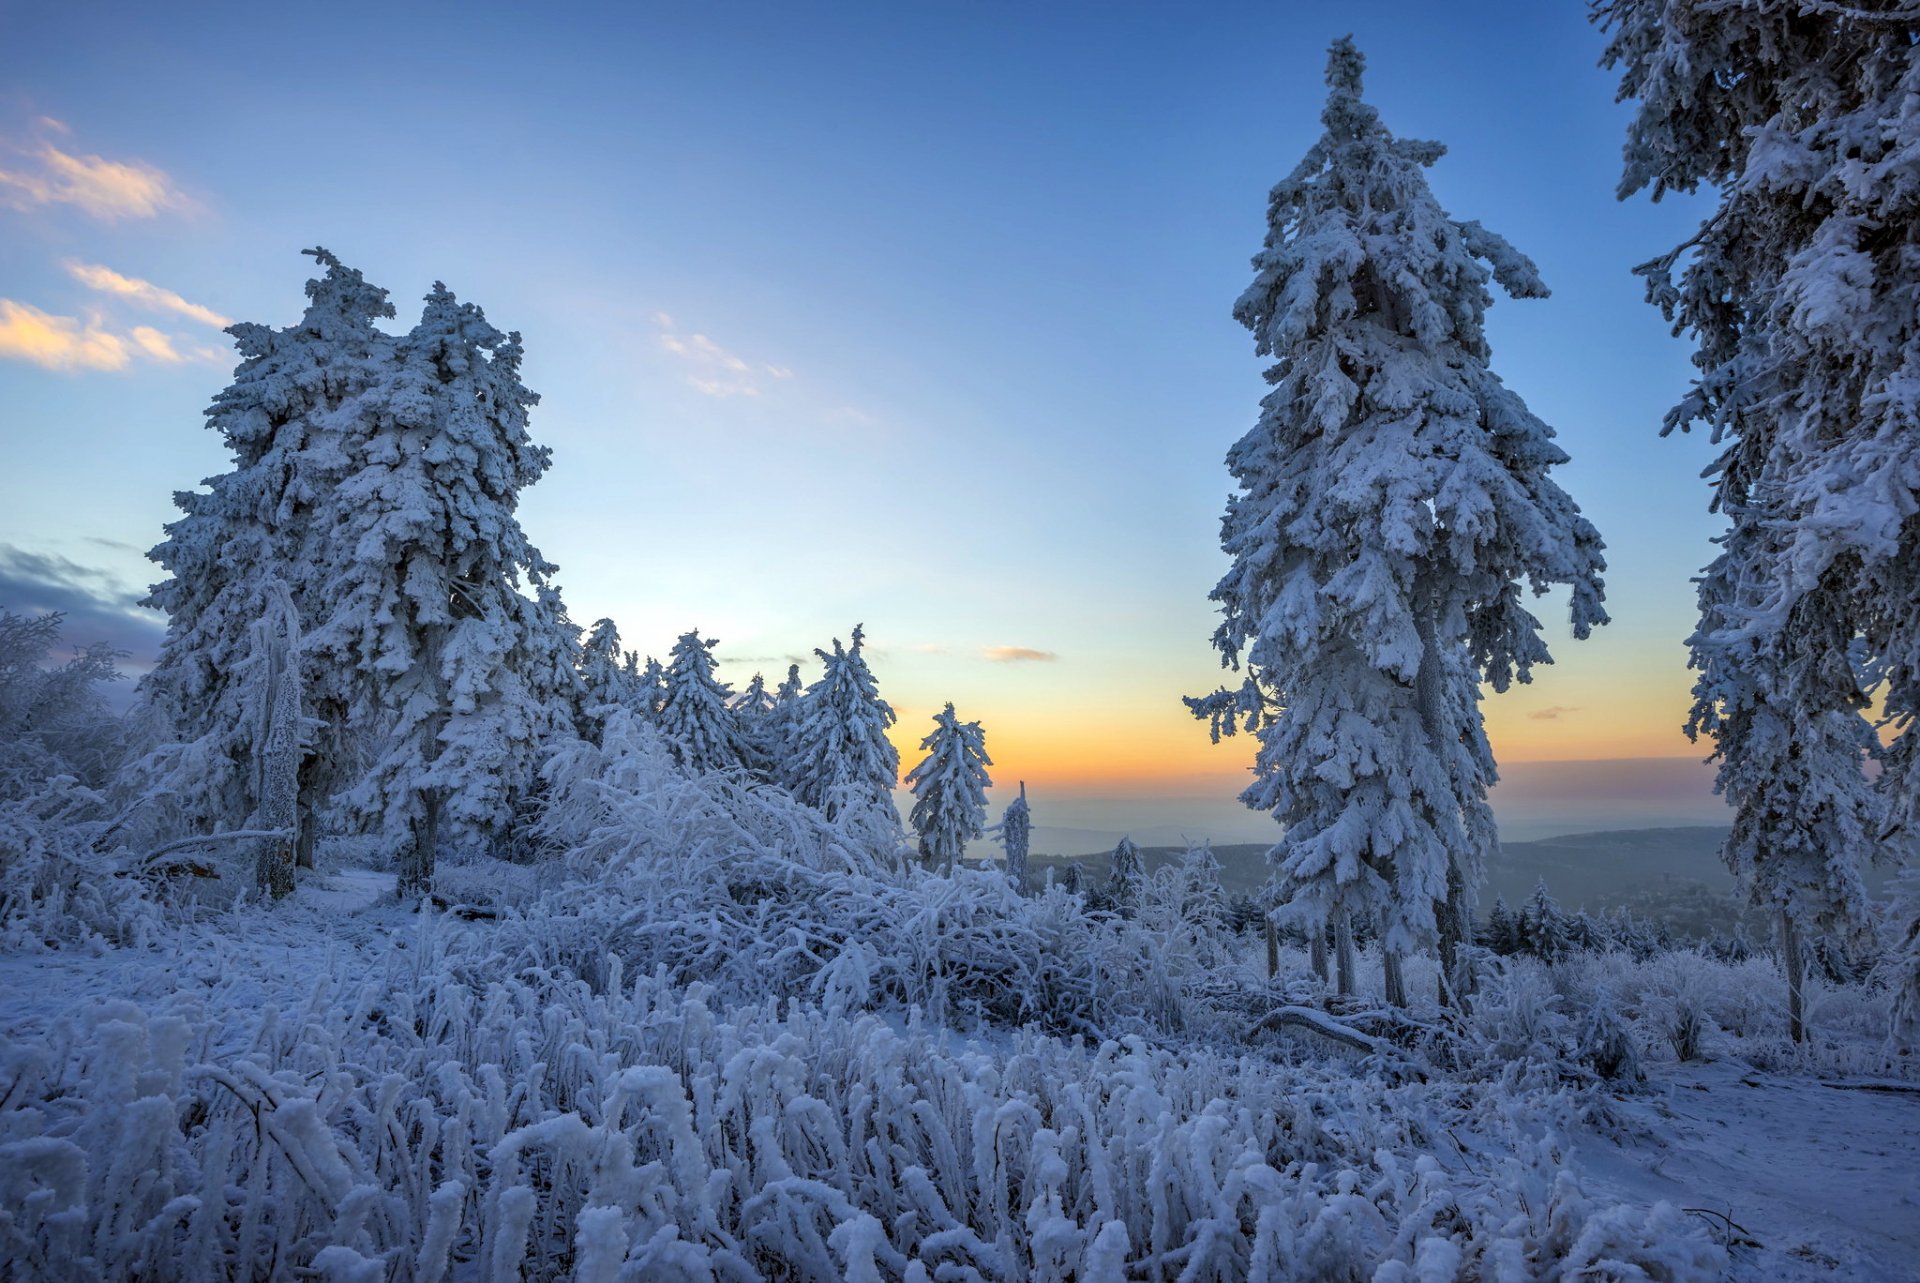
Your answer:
[533,711,1211,1037]
[0,916,1726,1282]
[0,779,163,952]
[0,613,165,950]
[1464,957,1576,1070]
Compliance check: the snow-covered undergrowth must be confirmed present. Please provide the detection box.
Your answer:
[1,924,1723,1282]
[0,721,1732,1280]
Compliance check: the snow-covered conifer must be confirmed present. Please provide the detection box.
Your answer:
[635,656,666,718]
[142,249,396,853]
[1521,880,1568,962]
[321,281,580,892]
[1190,40,1606,1002]
[1593,0,1910,1037]
[1107,836,1144,914]
[731,672,779,778]
[1179,840,1227,936]
[655,630,745,774]
[905,704,992,873]
[578,618,647,730]
[787,627,899,819]
[997,781,1032,892]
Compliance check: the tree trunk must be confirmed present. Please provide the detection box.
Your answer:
[252,587,301,901]
[1437,861,1469,1007]
[401,790,441,898]
[1334,912,1357,998]
[1265,915,1280,980]
[1383,949,1408,1008]
[1310,924,1329,985]
[1780,910,1807,1045]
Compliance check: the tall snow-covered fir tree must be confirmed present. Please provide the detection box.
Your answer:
[1593,0,1913,1038]
[321,281,581,892]
[997,781,1032,892]
[905,703,992,873]
[1190,39,1607,1002]
[656,630,745,774]
[142,248,397,867]
[787,626,899,819]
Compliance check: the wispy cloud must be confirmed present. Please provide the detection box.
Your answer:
[0,299,131,371]
[1527,705,1580,721]
[0,120,186,221]
[652,311,791,398]
[66,261,231,328]
[0,298,224,373]
[984,646,1058,663]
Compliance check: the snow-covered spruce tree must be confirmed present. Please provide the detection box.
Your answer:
[997,781,1032,892]
[905,703,992,873]
[321,282,580,893]
[731,671,780,778]
[1189,39,1607,1004]
[1107,835,1145,915]
[655,630,746,774]
[635,655,666,718]
[1593,0,1911,1038]
[578,618,648,735]
[142,248,395,860]
[787,626,899,820]
[761,663,805,781]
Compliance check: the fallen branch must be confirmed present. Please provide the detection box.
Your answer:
[1683,1207,1761,1248]
[1818,1080,1920,1095]
[1246,1005,1385,1055]
[135,829,294,869]
[427,893,498,921]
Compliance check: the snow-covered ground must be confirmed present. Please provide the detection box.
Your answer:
[1578,1060,1920,1282]
[4,843,1912,1282]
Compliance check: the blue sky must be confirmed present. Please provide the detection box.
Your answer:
[0,1,1731,840]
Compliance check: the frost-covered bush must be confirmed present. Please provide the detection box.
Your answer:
[0,922,1726,1282]
[0,611,128,800]
[0,613,162,950]
[531,713,1204,1037]
[0,779,163,952]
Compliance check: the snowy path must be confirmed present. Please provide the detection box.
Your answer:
[1577,1060,1920,1282]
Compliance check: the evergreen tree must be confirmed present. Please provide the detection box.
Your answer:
[1179,840,1227,935]
[905,704,993,873]
[1107,836,1145,914]
[635,656,666,719]
[322,281,580,892]
[578,618,647,729]
[656,630,745,773]
[1521,880,1568,962]
[1190,40,1607,1003]
[997,781,1032,891]
[1483,896,1519,956]
[731,671,779,778]
[757,663,804,781]
[142,249,396,859]
[787,626,899,819]
[1593,0,1910,1039]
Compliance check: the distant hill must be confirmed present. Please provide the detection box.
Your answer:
[1031,826,1755,936]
